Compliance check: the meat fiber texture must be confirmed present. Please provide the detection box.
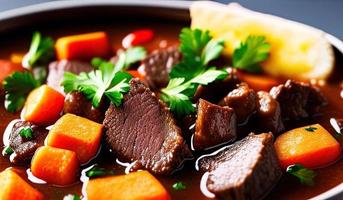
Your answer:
[103,78,192,175]
[199,133,282,200]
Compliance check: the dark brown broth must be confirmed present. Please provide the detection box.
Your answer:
[0,20,342,200]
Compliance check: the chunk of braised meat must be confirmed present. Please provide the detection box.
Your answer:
[47,60,93,94]
[194,68,240,103]
[219,82,257,124]
[140,46,181,90]
[256,91,285,135]
[193,99,237,150]
[103,78,192,175]
[63,91,106,123]
[270,80,327,120]
[198,133,282,200]
[8,121,48,164]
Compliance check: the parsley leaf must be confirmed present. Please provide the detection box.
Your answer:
[3,71,41,112]
[172,181,186,190]
[85,165,114,179]
[232,35,270,73]
[286,164,316,186]
[170,28,225,81]
[62,61,132,108]
[63,194,81,200]
[19,127,33,139]
[22,31,54,68]
[304,126,318,132]
[2,146,14,156]
[161,68,227,117]
[115,46,146,71]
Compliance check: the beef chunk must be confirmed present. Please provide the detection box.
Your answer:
[47,60,93,93]
[256,91,285,134]
[194,68,240,103]
[63,91,105,123]
[198,133,282,200]
[140,46,181,90]
[193,99,237,150]
[270,80,327,120]
[9,121,48,164]
[219,82,257,124]
[103,78,191,175]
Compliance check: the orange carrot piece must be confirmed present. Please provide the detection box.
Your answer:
[55,32,109,60]
[31,146,79,185]
[86,170,170,200]
[0,169,43,200]
[236,71,279,91]
[47,114,103,163]
[127,70,145,81]
[21,84,64,126]
[10,53,25,64]
[274,124,341,169]
[0,60,24,84]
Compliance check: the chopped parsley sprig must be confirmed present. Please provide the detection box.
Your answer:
[286,164,316,186]
[22,31,54,68]
[232,35,271,72]
[161,28,227,117]
[3,71,41,112]
[85,165,115,179]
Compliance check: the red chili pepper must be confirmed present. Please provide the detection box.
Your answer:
[122,29,154,48]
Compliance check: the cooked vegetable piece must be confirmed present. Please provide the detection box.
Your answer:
[10,53,25,64]
[47,113,103,163]
[274,124,341,169]
[286,164,316,186]
[127,70,145,81]
[122,29,154,48]
[86,170,170,200]
[19,127,33,139]
[31,146,80,185]
[0,60,24,84]
[22,85,64,125]
[55,32,109,60]
[237,71,278,91]
[0,169,44,200]
[3,71,40,112]
[22,31,54,68]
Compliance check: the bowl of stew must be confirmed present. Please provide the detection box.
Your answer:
[0,1,342,200]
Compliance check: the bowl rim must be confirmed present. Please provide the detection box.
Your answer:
[0,0,342,199]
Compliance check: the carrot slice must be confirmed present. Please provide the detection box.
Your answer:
[10,53,25,64]
[0,60,24,84]
[47,113,103,163]
[0,169,43,200]
[21,84,65,126]
[274,124,341,169]
[127,70,145,81]
[236,71,279,91]
[86,170,170,200]
[31,146,79,185]
[55,32,110,60]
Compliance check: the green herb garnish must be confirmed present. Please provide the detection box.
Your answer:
[161,68,227,117]
[3,71,41,112]
[85,165,114,179]
[62,63,132,108]
[2,146,14,156]
[286,164,316,186]
[170,28,224,81]
[115,46,146,71]
[161,28,227,117]
[232,35,270,73]
[22,31,54,68]
[172,181,186,190]
[19,127,33,139]
[63,194,81,200]
[304,126,318,132]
